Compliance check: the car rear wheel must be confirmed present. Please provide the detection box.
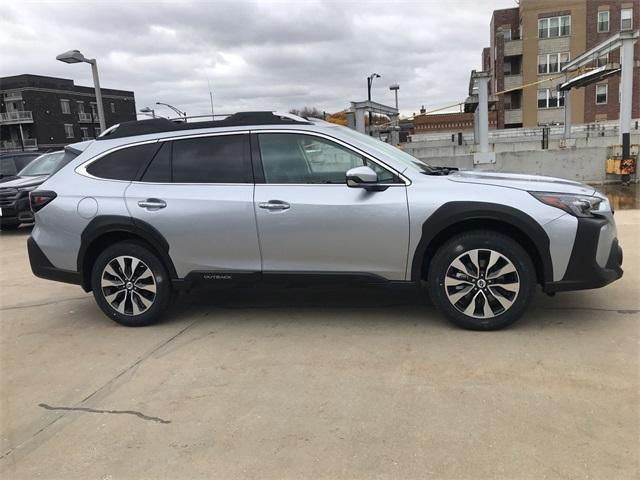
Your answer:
[427,230,536,330]
[91,241,171,327]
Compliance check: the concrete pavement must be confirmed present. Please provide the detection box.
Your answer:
[1,211,638,479]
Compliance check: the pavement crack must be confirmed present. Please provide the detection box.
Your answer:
[38,403,170,424]
[0,319,199,461]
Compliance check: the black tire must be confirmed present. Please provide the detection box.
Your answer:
[91,241,172,327]
[427,230,536,331]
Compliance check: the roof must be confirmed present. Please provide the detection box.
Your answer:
[97,111,312,141]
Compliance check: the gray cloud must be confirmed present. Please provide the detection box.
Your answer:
[1,0,516,117]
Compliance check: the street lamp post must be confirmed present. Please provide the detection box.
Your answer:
[156,102,187,121]
[56,50,106,132]
[389,84,400,145]
[367,73,381,135]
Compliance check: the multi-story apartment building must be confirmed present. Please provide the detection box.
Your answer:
[0,74,136,152]
[483,0,639,129]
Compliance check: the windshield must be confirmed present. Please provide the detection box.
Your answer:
[18,151,69,176]
[335,126,435,173]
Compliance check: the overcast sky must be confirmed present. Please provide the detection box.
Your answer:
[1,0,517,118]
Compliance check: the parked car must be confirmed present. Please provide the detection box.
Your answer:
[27,112,623,330]
[0,152,42,179]
[0,151,74,230]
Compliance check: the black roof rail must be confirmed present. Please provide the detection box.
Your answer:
[97,111,312,141]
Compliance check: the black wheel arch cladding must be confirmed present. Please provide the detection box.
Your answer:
[78,215,178,291]
[411,201,553,284]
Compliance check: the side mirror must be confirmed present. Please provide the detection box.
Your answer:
[346,166,378,188]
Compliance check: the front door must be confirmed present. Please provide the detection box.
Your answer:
[125,133,261,279]
[253,132,409,281]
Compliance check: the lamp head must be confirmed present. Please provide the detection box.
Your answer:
[56,50,87,64]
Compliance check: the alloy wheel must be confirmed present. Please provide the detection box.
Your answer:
[444,248,520,319]
[101,255,157,316]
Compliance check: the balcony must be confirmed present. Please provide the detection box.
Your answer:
[504,109,523,125]
[0,138,38,152]
[504,39,522,57]
[0,111,33,124]
[78,113,93,123]
[503,74,523,91]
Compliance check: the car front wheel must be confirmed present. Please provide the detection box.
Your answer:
[91,241,171,327]
[427,231,536,330]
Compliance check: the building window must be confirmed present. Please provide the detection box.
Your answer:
[538,52,569,74]
[597,53,609,67]
[64,124,74,138]
[538,89,564,109]
[76,101,85,113]
[110,102,116,113]
[538,15,571,38]
[596,84,608,105]
[597,11,610,32]
[560,15,571,36]
[80,127,89,139]
[60,99,71,114]
[538,18,548,38]
[621,8,633,31]
[502,29,512,41]
[95,127,101,137]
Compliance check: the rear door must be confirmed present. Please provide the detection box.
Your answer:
[124,132,261,279]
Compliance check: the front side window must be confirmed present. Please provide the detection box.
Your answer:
[621,8,633,30]
[171,134,249,183]
[598,11,610,32]
[258,133,396,184]
[596,84,608,105]
[60,99,71,114]
[86,143,159,181]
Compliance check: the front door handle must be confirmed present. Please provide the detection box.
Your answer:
[259,200,290,211]
[138,198,167,210]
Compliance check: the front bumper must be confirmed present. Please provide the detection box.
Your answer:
[543,215,623,293]
[27,236,81,285]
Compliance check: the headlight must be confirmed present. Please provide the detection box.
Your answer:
[530,192,603,217]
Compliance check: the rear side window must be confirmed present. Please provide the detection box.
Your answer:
[171,134,249,183]
[141,141,171,182]
[86,143,159,181]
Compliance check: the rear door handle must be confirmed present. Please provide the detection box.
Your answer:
[259,200,290,211]
[138,198,167,210]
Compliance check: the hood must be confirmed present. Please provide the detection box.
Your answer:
[447,170,596,196]
[0,174,49,189]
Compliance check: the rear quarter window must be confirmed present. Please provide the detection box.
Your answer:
[86,143,159,181]
[171,134,250,183]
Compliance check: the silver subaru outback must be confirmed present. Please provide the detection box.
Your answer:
[27,111,623,330]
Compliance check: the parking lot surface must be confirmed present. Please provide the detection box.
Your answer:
[1,210,639,479]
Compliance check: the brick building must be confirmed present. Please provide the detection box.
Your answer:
[0,74,136,152]
[482,0,639,129]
